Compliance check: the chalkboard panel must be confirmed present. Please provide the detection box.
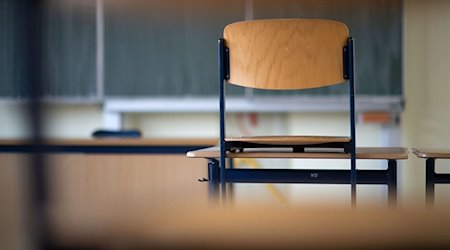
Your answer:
[41,1,96,97]
[105,0,245,97]
[1,0,402,100]
[252,0,402,97]
[105,0,402,98]
[0,0,96,98]
[0,0,29,97]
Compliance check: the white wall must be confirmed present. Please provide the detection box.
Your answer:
[0,103,30,138]
[0,103,103,139]
[401,0,450,206]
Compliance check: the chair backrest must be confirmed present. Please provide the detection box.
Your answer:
[223,19,349,90]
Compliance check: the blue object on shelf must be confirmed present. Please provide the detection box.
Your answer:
[92,129,142,138]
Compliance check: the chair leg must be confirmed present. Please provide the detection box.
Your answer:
[220,168,227,204]
[351,178,356,208]
[347,37,357,208]
[350,156,356,208]
[387,160,397,208]
[218,38,227,205]
[228,158,234,203]
[426,158,436,208]
[208,159,220,202]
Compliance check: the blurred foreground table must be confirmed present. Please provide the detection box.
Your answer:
[49,204,450,249]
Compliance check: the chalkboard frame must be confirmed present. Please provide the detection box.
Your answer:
[1,0,403,113]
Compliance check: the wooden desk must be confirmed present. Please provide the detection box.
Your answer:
[0,138,216,250]
[0,138,216,154]
[187,147,408,206]
[413,148,450,159]
[0,138,217,208]
[413,148,450,206]
[187,146,408,159]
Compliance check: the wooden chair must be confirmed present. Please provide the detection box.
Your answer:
[217,19,357,205]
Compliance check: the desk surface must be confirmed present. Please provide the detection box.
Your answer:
[0,138,217,153]
[0,138,217,146]
[187,147,409,160]
[413,148,450,159]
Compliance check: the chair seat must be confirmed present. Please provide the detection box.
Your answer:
[225,136,351,153]
[225,136,351,146]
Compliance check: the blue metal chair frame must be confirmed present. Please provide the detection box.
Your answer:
[218,36,357,206]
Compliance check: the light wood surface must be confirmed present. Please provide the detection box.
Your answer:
[47,154,209,208]
[412,148,450,159]
[224,19,349,90]
[356,147,409,159]
[0,138,217,147]
[0,154,32,250]
[187,147,409,160]
[0,152,210,249]
[49,204,450,249]
[226,135,350,145]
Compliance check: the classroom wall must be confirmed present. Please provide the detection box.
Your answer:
[0,103,386,142]
[0,103,103,139]
[401,0,450,205]
[0,103,30,138]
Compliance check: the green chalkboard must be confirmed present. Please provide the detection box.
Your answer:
[0,0,29,97]
[253,0,402,97]
[0,0,402,99]
[0,0,96,98]
[104,0,246,97]
[104,0,402,98]
[41,1,97,97]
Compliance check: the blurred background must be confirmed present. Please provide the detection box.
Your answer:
[1,0,450,249]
